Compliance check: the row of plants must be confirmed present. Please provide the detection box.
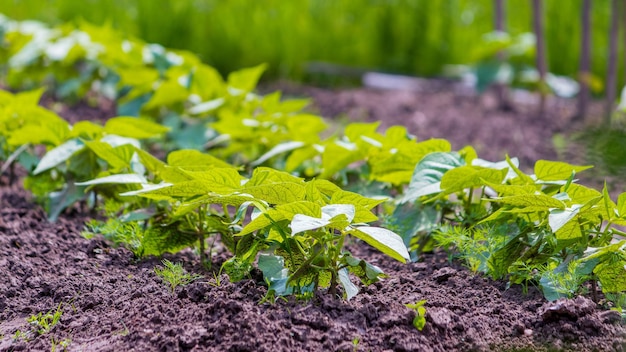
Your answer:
[0,19,624,311]
[3,1,620,86]
[2,82,626,310]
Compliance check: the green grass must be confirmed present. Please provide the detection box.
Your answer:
[3,0,622,88]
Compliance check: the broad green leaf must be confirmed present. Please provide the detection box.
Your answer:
[75,173,147,186]
[617,193,626,218]
[390,202,439,247]
[330,190,383,223]
[172,194,257,219]
[48,183,87,222]
[549,205,582,237]
[239,208,285,236]
[484,183,537,196]
[134,147,166,176]
[244,182,306,205]
[33,139,85,175]
[104,117,169,139]
[505,155,534,184]
[276,201,322,219]
[143,79,190,110]
[285,145,320,172]
[125,180,209,200]
[534,160,592,181]
[369,137,453,185]
[184,168,244,194]
[344,122,381,143]
[247,167,303,186]
[492,194,565,209]
[330,190,384,210]
[311,179,342,197]
[227,63,267,93]
[472,157,520,180]
[70,121,105,139]
[400,152,465,204]
[251,141,305,167]
[349,226,410,263]
[286,115,326,143]
[320,142,366,179]
[440,166,507,194]
[160,166,195,183]
[187,98,225,115]
[566,184,602,205]
[321,204,355,224]
[290,214,331,235]
[84,141,134,170]
[8,123,68,147]
[14,87,45,105]
[304,182,326,204]
[257,253,291,296]
[338,268,359,300]
[594,260,626,293]
[167,149,234,169]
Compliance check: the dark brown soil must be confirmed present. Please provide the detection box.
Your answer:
[1,82,625,352]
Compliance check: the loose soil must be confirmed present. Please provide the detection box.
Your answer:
[1,81,625,352]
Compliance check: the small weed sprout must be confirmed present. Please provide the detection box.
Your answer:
[405,300,427,331]
[352,336,361,352]
[12,330,30,342]
[50,337,72,352]
[27,303,63,335]
[154,259,203,294]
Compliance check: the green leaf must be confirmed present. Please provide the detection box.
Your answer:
[330,190,383,223]
[505,154,534,184]
[320,142,366,179]
[75,174,147,186]
[440,166,507,195]
[143,79,190,110]
[239,208,286,236]
[227,63,267,93]
[135,147,166,176]
[338,268,359,300]
[247,167,303,185]
[167,149,235,170]
[84,141,135,171]
[484,183,538,196]
[617,193,626,218]
[276,201,322,219]
[330,190,384,210]
[122,181,206,200]
[257,253,291,296]
[47,183,87,222]
[311,179,341,197]
[33,139,85,175]
[534,160,592,181]
[565,184,602,205]
[243,182,306,205]
[400,152,465,204]
[104,117,169,139]
[251,141,306,167]
[492,194,565,209]
[349,226,410,263]
[285,145,320,172]
[290,214,331,235]
[594,260,626,293]
[548,205,582,238]
[183,168,244,194]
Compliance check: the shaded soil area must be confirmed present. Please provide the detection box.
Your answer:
[1,82,625,351]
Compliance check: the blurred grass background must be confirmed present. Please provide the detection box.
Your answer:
[3,0,622,88]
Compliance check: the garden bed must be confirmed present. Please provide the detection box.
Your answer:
[1,83,624,352]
